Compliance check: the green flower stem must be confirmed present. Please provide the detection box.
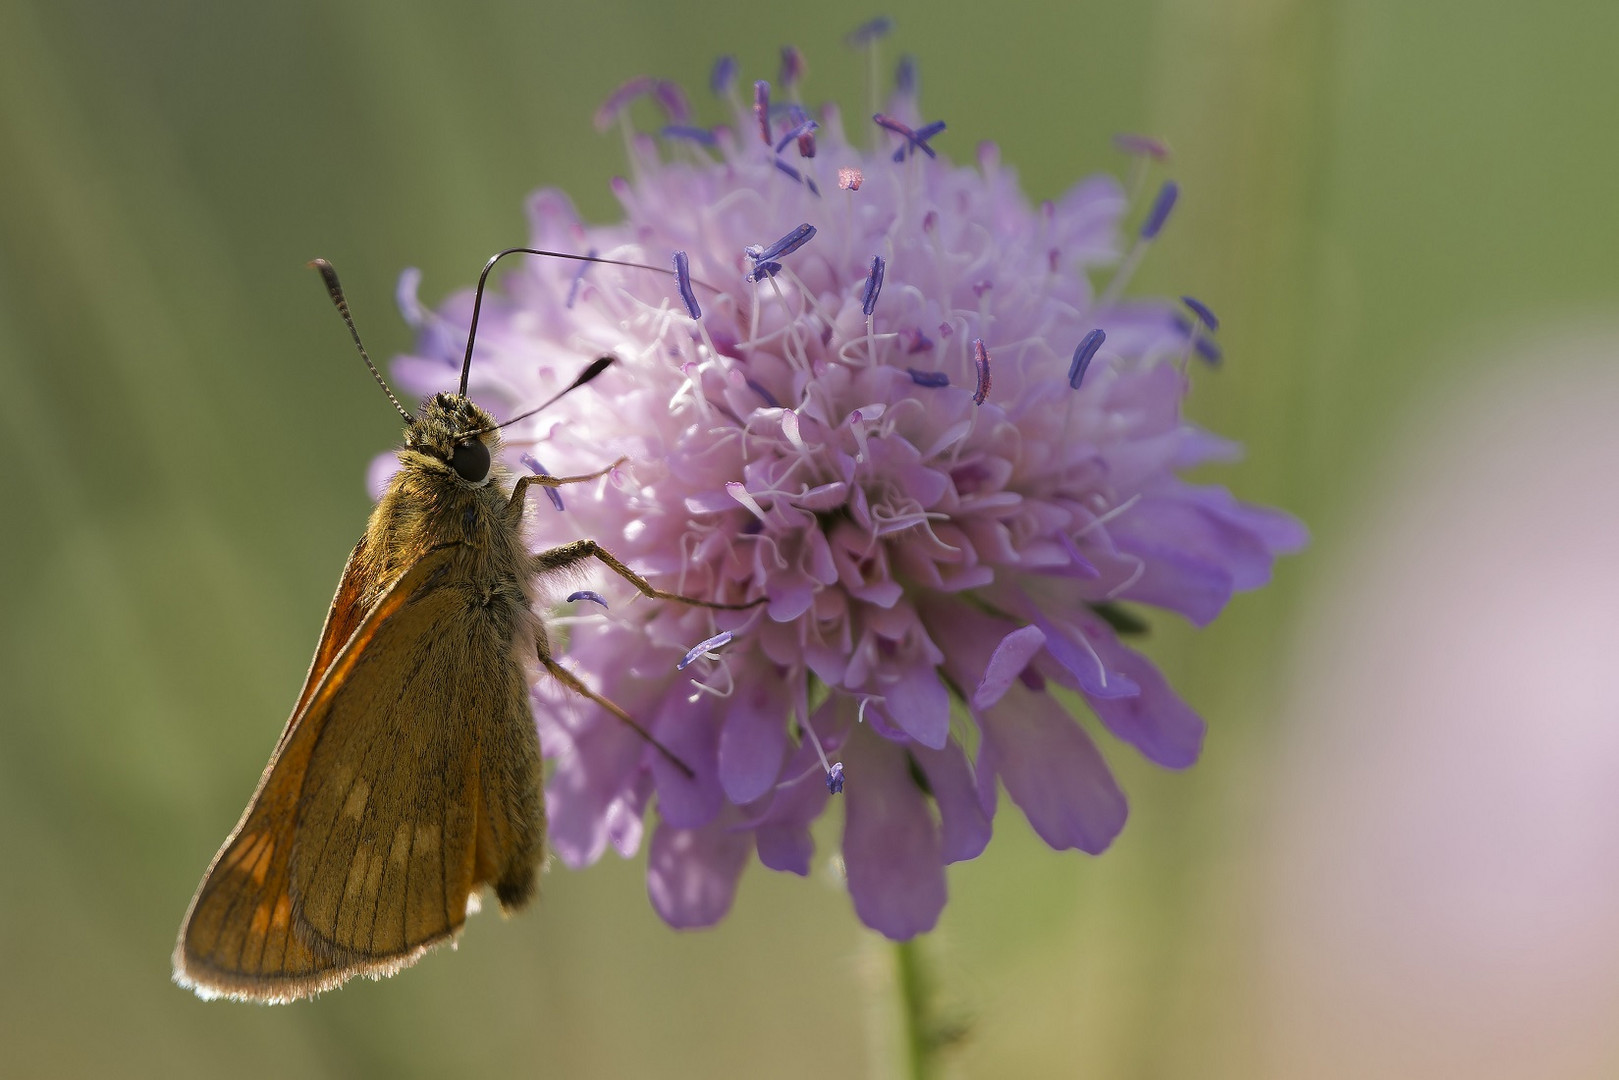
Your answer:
[890,935,968,1080]
[895,937,932,1080]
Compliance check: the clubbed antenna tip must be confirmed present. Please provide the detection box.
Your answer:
[307,258,414,423]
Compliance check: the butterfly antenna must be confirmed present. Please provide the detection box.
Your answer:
[453,355,616,441]
[309,259,415,423]
[459,246,714,396]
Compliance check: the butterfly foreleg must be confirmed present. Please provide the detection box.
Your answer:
[505,458,627,517]
[530,539,760,610]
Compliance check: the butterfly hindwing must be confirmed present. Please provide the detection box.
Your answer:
[175,543,481,1001]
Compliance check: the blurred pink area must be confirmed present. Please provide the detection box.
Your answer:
[1264,334,1619,1077]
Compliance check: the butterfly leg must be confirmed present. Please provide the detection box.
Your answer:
[531,539,760,610]
[505,458,628,516]
[536,642,695,778]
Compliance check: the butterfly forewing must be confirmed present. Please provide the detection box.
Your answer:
[288,535,374,728]
[175,543,524,1001]
[288,571,482,962]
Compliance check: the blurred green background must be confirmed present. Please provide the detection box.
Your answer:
[4,1,1617,1077]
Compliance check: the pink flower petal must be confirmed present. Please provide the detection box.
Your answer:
[717,679,789,803]
[842,731,946,939]
[647,815,752,928]
[972,624,1047,709]
[649,694,724,829]
[1083,635,1206,769]
[882,663,951,749]
[912,741,993,863]
[979,685,1128,854]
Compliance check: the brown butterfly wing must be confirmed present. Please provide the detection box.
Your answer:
[284,568,485,964]
[288,535,373,728]
[174,543,479,1002]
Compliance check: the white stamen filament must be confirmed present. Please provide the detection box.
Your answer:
[1076,493,1142,538]
[798,707,835,775]
[1107,552,1147,600]
[687,658,737,701]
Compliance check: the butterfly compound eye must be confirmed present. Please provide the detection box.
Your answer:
[451,438,491,483]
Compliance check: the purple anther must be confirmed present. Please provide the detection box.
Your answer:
[1069,329,1105,389]
[673,250,701,319]
[888,119,944,162]
[745,261,784,283]
[797,127,818,159]
[775,104,817,157]
[972,279,994,298]
[772,158,821,195]
[1181,295,1219,331]
[520,453,567,511]
[861,255,886,316]
[873,113,913,139]
[907,368,949,388]
[1112,133,1171,160]
[780,45,805,88]
[566,590,608,608]
[825,761,846,795]
[1169,314,1221,363]
[593,75,656,131]
[661,124,719,147]
[874,114,943,161]
[845,16,893,46]
[753,81,772,145]
[896,55,917,96]
[838,166,864,190]
[711,55,738,97]
[773,119,816,155]
[747,222,817,264]
[973,339,992,405]
[677,630,735,670]
[908,119,945,157]
[565,249,596,309]
[922,210,938,232]
[1140,180,1179,240]
[654,81,691,123]
[744,377,780,408]
[900,327,933,354]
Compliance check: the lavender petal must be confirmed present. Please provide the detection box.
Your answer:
[978,685,1128,854]
[842,732,946,939]
[647,815,751,928]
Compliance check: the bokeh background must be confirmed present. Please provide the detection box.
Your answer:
[4,1,1618,1076]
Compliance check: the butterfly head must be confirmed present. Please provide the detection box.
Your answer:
[406,392,500,487]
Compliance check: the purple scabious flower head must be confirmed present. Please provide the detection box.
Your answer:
[388,49,1306,941]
